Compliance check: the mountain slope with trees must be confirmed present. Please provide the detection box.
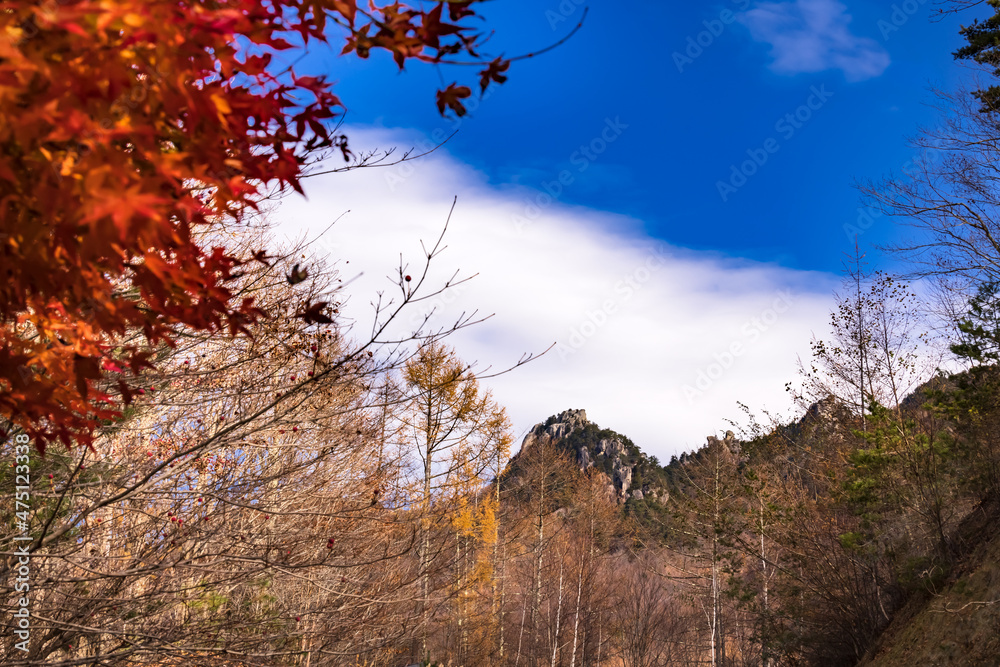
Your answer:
[860,494,1000,666]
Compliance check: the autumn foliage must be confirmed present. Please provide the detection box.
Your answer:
[0,0,508,452]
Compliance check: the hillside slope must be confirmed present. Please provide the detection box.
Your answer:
[861,495,1000,667]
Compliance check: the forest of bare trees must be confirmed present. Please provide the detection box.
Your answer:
[5,198,1000,666]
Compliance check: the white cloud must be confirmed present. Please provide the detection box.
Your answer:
[740,0,890,81]
[272,127,836,460]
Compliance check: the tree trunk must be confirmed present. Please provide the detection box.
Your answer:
[569,559,584,667]
[551,562,564,667]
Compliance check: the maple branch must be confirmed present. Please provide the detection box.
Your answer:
[432,8,589,66]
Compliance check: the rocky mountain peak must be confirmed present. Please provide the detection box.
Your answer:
[520,409,667,504]
[521,408,588,449]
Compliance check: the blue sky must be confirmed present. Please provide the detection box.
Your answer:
[298,0,975,272]
[275,1,980,457]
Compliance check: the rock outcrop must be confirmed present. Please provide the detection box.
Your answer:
[520,409,667,504]
[521,409,589,451]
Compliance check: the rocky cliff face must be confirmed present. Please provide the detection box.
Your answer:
[520,409,668,504]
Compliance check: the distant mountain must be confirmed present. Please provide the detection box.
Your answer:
[516,408,670,504]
